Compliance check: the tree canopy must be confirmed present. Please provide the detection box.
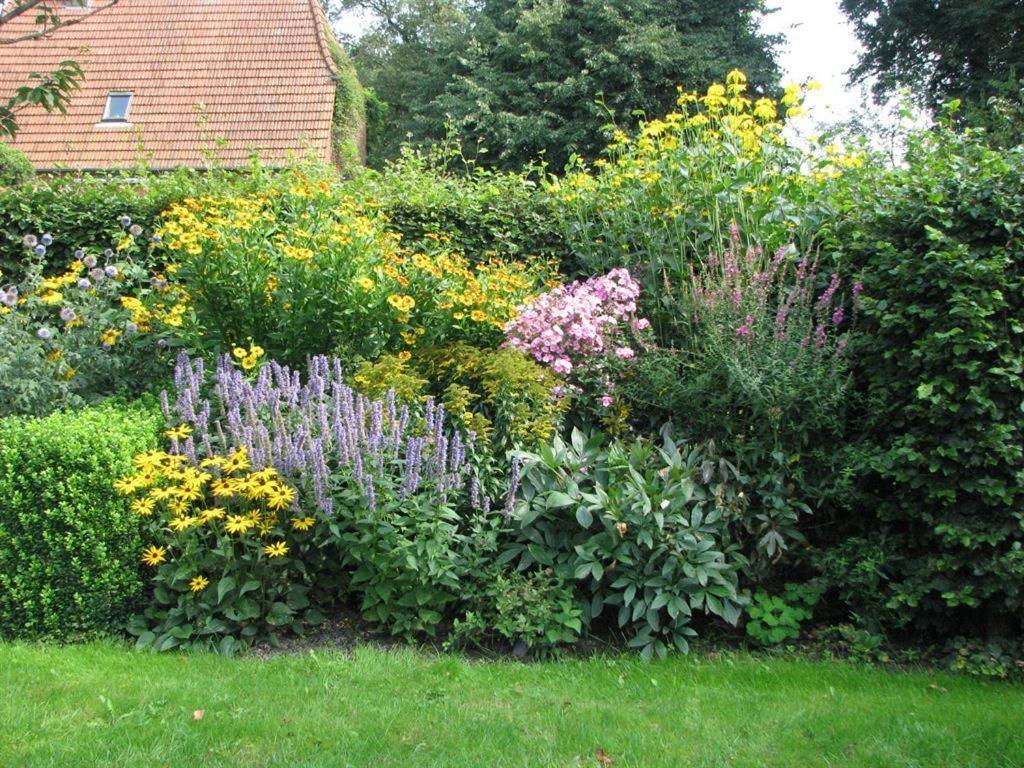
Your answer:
[339,0,780,170]
[841,0,1024,112]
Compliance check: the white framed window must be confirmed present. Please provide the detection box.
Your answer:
[102,92,133,122]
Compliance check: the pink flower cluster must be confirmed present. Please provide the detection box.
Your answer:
[505,268,649,376]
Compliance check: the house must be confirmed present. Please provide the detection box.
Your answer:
[0,0,364,172]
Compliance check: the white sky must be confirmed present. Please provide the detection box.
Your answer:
[761,0,868,126]
[334,0,868,127]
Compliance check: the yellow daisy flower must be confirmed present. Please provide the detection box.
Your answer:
[141,546,167,567]
[189,575,209,593]
[263,541,289,558]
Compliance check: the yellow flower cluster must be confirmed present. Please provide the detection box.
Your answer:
[115,446,301,568]
[381,246,552,336]
[232,341,265,371]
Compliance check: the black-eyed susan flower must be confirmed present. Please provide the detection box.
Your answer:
[224,515,254,535]
[130,497,156,516]
[189,575,209,592]
[165,424,193,440]
[141,545,167,567]
[222,447,250,474]
[264,484,296,511]
[290,516,315,531]
[263,541,288,558]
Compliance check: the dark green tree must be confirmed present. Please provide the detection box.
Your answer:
[841,0,1024,112]
[339,0,780,170]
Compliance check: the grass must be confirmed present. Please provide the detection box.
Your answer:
[1,643,1021,768]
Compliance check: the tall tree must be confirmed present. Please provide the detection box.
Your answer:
[841,0,1024,112]
[339,0,780,170]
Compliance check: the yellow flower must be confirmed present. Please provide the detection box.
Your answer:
[100,328,122,346]
[189,575,209,592]
[141,546,167,567]
[387,294,415,312]
[168,515,200,532]
[290,516,315,531]
[130,497,156,516]
[165,424,193,440]
[470,310,487,322]
[397,350,411,362]
[224,515,254,535]
[263,541,289,558]
[264,484,296,511]
[222,447,251,474]
[356,276,374,291]
[199,507,226,523]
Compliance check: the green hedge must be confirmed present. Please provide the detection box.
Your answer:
[820,123,1024,640]
[0,404,162,640]
[351,148,566,263]
[0,142,33,188]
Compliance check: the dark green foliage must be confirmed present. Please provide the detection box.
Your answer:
[345,0,780,170]
[506,428,762,659]
[0,404,162,640]
[449,568,583,655]
[821,121,1024,639]
[324,29,368,167]
[351,143,566,261]
[745,582,821,646]
[0,174,176,278]
[0,142,32,187]
[842,0,1024,112]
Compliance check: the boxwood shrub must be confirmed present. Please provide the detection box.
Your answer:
[0,404,162,640]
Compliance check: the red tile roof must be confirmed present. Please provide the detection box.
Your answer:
[0,0,341,170]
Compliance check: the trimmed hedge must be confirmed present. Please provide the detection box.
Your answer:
[820,125,1024,640]
[0,404,162,640]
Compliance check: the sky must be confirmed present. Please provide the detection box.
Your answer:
[760,0,869,126]
[333,0,869,127]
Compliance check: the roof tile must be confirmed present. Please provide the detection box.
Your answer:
[0,0,339,170]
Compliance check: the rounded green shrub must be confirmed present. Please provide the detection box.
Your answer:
[0,142,32,187]
[0,404,162,640]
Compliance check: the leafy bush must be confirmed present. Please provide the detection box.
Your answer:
[449,568,583,656]
[350,142,566,263]
[819,117,1024,640]
[745,582,821,646]
[0,142,32,188]
[506,428,761,659]
[418,343,570,455]
[120,446,322,654]
[550,72,833,332]
[121,353,509,650]
[620,229,853,518]
[156,175,554,365]
[0,404,161,640]
[0,226,182,417]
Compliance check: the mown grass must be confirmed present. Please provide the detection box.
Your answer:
[1,642,1021,767]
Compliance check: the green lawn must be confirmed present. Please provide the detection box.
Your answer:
[1,643,1021,768]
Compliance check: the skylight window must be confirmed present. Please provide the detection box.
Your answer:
[102,93,133,122]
